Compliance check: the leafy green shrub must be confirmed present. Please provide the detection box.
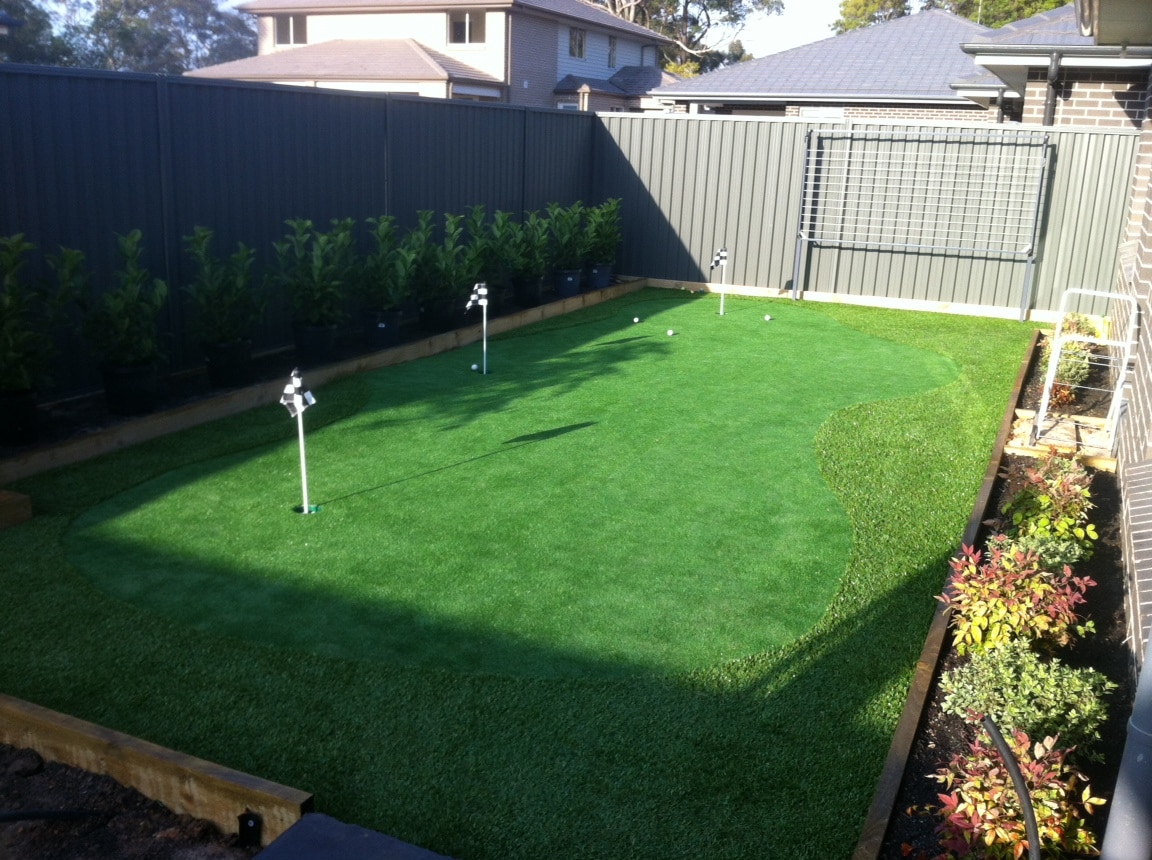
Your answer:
[940,640,1115,756]
[80,230,168,366]
[270,218,356,327]
[985,532,1088,571]
[932,729,1104,859]
[182,226,260,346]
[999,452,1098,556]
[940,545,1096,655]
[1038,314,1099,408]
[0,234,73,392]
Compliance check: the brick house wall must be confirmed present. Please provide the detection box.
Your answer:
[508,14,560,109]
[1112,68,1152,662]
[781,103,998,122]
[1022,68,1148,129]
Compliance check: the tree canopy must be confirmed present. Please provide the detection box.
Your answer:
[832,0,1070,33]
[0,0,255,72]
[600,0,781,67]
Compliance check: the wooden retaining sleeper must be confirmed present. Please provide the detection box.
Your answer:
[0,694,313,846]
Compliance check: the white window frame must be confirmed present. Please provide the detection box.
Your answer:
[448,10,486,44]
[274,14,307,46]
[569,27,586,59]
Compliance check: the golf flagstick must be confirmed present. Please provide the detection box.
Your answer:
[280,369,317,513]
[466,282,489,374]
[710,247,728,315]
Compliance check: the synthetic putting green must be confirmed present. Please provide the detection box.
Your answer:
[64,291,955,679]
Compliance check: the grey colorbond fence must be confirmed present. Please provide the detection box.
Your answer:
[595,114,1138,317]
[0,65,594,395]
[0,64,1139,398]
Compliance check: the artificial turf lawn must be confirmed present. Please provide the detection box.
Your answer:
[64,291,955,679]
[1,290,1036,859]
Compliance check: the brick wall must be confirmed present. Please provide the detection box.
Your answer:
[1114,69,1152,664]
[781,103,998,122]
[1022,68,1148,129]
[508,14,559,109]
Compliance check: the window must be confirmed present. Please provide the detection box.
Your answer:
[448,11,485,44]
[569,27,585,58]
[608,36,617,68]
[274,14,307,45]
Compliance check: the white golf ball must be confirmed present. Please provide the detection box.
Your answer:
[471,364,479,371]
[633,317,640,323]
[667,329,675,336]
[764,314,772,321]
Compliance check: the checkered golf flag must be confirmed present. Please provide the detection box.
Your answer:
[465,283,488,311]
[280,369,315,419]
[710,247,728,271]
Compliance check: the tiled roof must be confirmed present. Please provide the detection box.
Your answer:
[964,4,1090,47]
[555,73,626,94]
[607,64,679,94]
[186,38,501,82]
[235,0,670,42]
[655,9,989,102]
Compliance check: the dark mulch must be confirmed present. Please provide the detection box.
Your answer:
[878,335,1135,858]
[0,744,261,860]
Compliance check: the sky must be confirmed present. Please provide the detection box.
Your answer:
[734,0,844,59]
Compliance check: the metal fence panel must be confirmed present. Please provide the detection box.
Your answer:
[0,64,1139,400]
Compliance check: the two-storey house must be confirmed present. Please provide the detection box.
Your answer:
[187,0,675,111]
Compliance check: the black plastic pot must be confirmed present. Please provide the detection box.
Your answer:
[0,388,39,446]
[588,264,613,290]
[293,323,340,369]
[203,339,253,389]
[361,309,403,352]
[419,299,463,334]
[102,363,160,417]
[555,269,582,298]
[513,275,545,308]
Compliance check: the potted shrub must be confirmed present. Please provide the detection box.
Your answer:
[80,230,169,416]
[270,218,355,368]
[585,198,622,290]
[419,212,476,334]
[182,226,261,389]
[0,234,73,445]
[360,215,419,351]
[511,211,550,308]
[546,201,586,297]
[474,207,519,316]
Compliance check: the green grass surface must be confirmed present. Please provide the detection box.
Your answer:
[1,290,1035,859]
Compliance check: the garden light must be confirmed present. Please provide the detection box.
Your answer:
[280,369,318,514]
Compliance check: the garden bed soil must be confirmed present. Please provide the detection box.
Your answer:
[877,344,1134,858]
[0,744,260,860]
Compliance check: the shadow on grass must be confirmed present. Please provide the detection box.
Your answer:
[317,421,598,506]
[0,503,953,859]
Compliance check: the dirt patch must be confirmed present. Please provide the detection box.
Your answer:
[0,744,261,860]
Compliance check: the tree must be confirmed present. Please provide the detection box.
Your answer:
[832,0,911,33]
[919,0,1069,27]
[0,0,77,64]
[57,0,255,73]
[833,0,1070,34]
[600,0,781,68]
[698,38,753,73]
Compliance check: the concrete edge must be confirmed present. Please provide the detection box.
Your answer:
[850,328,1042,860]
[0,693,313,846]
[0,280,646,485]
